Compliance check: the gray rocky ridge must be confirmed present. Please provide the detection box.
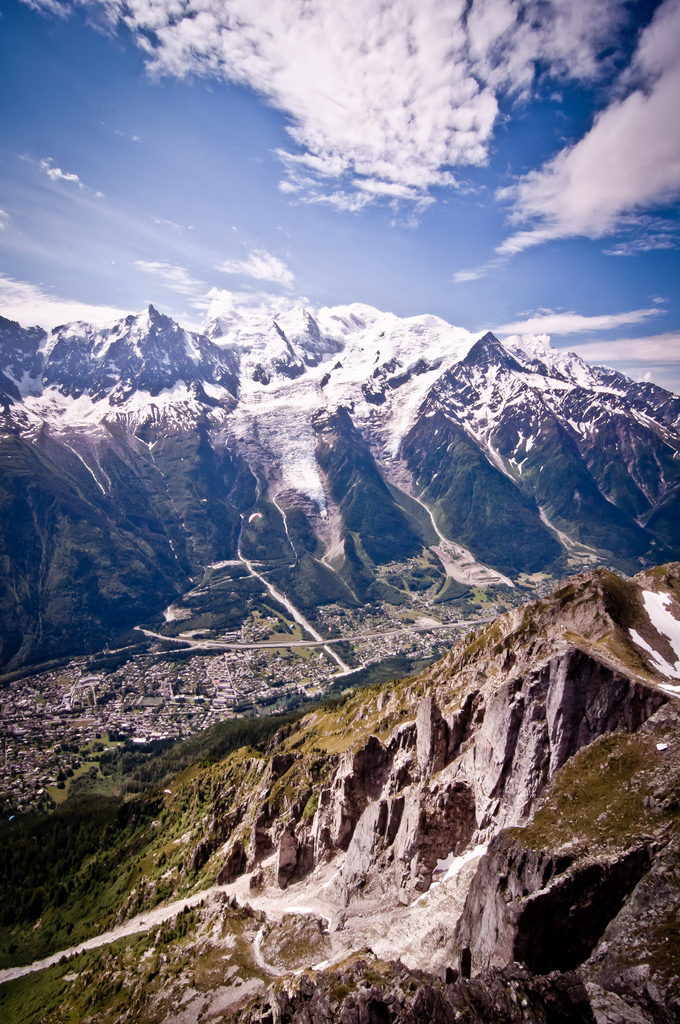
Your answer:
[1,564,679,1022]
[166,564,680,1023]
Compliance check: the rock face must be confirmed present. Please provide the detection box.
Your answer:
[167,567,680,1024]
[217,840,247,885]
[455,645,667,831]
[303,641,666,904]
[275,825,300,888]
[452,834,651,975]
[416,696,448,774]
[223,569,675,918]
[237,956,597,1024]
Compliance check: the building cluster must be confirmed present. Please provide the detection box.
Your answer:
[0,590,487,817]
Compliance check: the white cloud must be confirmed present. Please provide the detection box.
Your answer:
[602,218,680,255]
[567,332,680,393]
[24,155,104,197]
[150,215,191,233]
[113,128,141,142]
[203,286,305,322]
[34,0,628,208]
[454,267,490,283]
[0,274,129,329]
[39,157,84,188]
[134,259,207,298]
[216,250,294,287]
[0,210,9,230]
[495,307,662,336]
[302,190,374,213]
[497,0,680,253]
[22,0,69,15]
[133,259,297,322]
[569,333,680,365]
[0,272,307,334]
[454,256,506,283]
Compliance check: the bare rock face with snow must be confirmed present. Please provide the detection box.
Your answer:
[0,301,679,668]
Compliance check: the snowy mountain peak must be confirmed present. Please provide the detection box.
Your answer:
[462,331,524,373]
[0,315,46,394]
[501,332,597,388]
[1,299,680,678]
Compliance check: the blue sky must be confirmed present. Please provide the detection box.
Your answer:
[1,0,679,390]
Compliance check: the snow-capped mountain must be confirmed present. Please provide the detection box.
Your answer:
[0,302,678,669]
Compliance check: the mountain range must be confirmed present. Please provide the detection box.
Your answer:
[1,302,679,671]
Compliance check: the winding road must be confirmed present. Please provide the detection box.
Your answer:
[137,616,488,654]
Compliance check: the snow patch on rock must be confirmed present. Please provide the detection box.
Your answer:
[630,590,680,681]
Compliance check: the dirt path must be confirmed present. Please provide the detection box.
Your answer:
[0,887,214,986]
[0,858,342,987]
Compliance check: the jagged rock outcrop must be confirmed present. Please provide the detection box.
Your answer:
[217,839,248,885]
[237,956,597,1024]
[431,699,680,1020]
[330,734,391,850]
[186,800,246,873]
[276,825,299,888]
[275,822,316,889]
[392,779,476,899]
[169,566,680,1024]
[452,834,651,975]
[454,645,667,831]
[416,696,448,774]
[303,639,666,903]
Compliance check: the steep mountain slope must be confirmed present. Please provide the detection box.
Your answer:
[1,565,679,1023]
[1,302,679,669]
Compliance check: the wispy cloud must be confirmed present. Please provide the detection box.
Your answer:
[570,333,680,365]
[34,0,630,209]
[39,158,82,187]
[454,268,489,284]
[495,307,662,336]
[454,256,507,284]
[150,216,193,233]
[22,0,69,16]
[113,128,141,142]
[0,273,129,329]
[134,260,206,297]
[0,210,9,231]
[24,155,105,198]
[602,217,680,256]
[570,332,680,393]
[497,0,680,254]
[203,286,307,323]
[216,250,294,287]
[0,271,306,333]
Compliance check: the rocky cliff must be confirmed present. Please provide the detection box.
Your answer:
[2,564,679,1023]
[167,564,679,1021]
[211,565,674,906]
